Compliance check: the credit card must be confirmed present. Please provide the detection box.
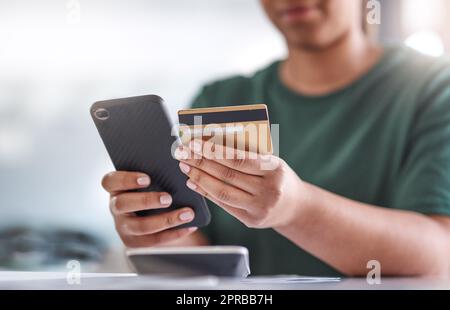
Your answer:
[178,104,272,155]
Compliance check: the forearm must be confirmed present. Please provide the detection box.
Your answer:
[276,182,450,277]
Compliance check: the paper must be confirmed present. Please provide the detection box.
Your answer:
[241,275,341,284]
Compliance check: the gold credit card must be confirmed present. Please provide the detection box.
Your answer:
[178,104,272,155]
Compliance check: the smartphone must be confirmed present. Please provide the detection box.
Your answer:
[90,94,211,228]
[126,246,250,277]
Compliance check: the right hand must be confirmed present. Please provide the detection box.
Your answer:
[102,171,198,248]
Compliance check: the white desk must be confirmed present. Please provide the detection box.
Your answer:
[1,272,449,290]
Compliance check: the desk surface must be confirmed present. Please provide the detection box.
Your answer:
[1,272,449,290]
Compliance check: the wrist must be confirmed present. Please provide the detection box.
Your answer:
[275,180,318,231]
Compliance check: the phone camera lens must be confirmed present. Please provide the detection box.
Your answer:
[94,108,110,120]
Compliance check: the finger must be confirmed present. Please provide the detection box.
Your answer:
[178,156,261,194]
[193,183,251,223]
[117,207,195,236]
[123,227,198,248]
[186,140,281,175]
[184,166,253,209]
[102,171,150,193]
[110,192,172,215]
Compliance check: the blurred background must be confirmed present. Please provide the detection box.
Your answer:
[0,0,449,272]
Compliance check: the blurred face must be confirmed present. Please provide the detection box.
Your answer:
[261,0,363,50]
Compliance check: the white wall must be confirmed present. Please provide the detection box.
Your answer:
[0,0,285,244]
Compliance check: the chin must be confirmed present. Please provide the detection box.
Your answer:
[284,27,347,51]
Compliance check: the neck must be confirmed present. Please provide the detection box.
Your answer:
[280,29,382,96]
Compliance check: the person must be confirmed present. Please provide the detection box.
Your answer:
[101,0,450,277]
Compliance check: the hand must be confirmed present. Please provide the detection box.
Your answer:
[101,171,198,247]
[175,140,307,229]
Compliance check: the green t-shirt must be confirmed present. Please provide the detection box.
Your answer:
[191,46,450,276]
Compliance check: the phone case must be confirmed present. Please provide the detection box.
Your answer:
[90,94,211,228]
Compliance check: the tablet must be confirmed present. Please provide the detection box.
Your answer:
[126,246,250,277]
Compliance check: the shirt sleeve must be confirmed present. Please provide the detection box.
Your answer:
[390,64,450,216]
[190,86,208,109]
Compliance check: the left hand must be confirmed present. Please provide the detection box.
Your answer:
[174,139,307,229]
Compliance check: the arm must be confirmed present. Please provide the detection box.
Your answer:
[175,140,450,277]
[277,182,450,277]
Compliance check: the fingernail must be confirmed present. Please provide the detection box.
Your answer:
[179,211,194,221]
[190,140,202,153]
[186,180,197,190]
[110,196,117,209]
[179,162,191,174]
[159,195,172,205]
[174,148,188,160]
[137,176,150,186]
[187,227,198,232]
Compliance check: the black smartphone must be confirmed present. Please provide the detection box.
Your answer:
[90,94,211,228]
